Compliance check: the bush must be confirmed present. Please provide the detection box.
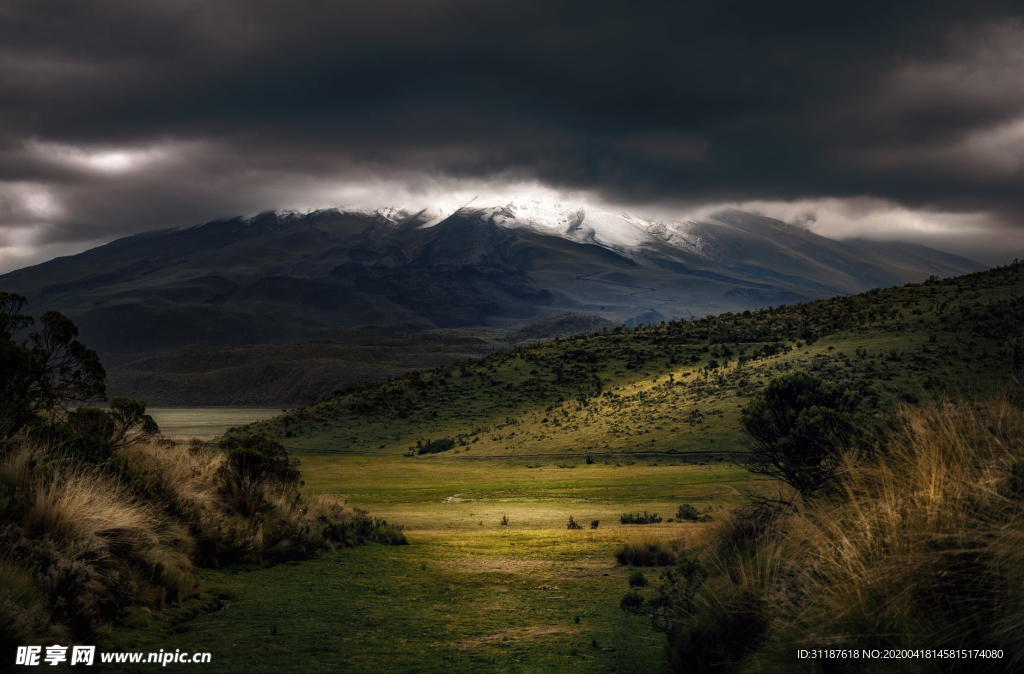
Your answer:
[620,511,662,525]
[416,437,456,455]
[628,570,648,588]
[28,411,114,464]
[26,398,159,465]
[740,370,861,496]
[567,516,583,530]
[216,435,300,517]
[614,539,675,566]
[1,458,198,640]
[500,515,509,526]
[675,503,712,523]
[0,293,406,645]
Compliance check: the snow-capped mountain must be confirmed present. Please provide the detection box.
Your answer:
[420,197,701,252]
[0,198,983,361]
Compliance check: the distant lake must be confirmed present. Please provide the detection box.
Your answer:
[148,407,283,437]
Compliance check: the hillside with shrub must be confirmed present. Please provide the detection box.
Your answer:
[248,262,1024,457]
[0,293,404,649]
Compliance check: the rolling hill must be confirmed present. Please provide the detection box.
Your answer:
[243,261,1024,456]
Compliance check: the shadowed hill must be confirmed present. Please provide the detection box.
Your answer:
[244,262,1024,456]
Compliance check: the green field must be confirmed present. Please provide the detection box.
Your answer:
[102,455,757,672]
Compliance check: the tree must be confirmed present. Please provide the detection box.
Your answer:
[740,371,860,496]
[1,292,106,439]
[108,397,160,445]
[217,435,301,516]
[27,398,159,464]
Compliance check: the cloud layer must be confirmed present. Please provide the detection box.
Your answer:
[2,0,1023,271]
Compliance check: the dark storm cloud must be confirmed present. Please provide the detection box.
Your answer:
[1,0,1024,269]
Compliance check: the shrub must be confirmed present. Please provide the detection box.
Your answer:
[0,294,406,645]
[369,523,408,546]
[675,503,712,523]
[27,398,159,465]
[0,557,65,651]
[628,570,648,588]
[620,511,662,524]
[216,435,300,517]
[567,516,583,530]
[416,437,456,455]
[500,515,509,526]
[2,458,198,640]
[614,539,675,566]
[28,411,114,464]
[740,370,861,496]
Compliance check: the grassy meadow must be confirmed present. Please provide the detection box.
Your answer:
[101,454,758,672]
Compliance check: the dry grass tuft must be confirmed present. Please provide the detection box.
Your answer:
[666,397,1024,671]
[1,433,393,644]
[773,398,1024,657]
[615,534,677,567]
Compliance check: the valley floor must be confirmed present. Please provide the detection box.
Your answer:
[100,454,758,672]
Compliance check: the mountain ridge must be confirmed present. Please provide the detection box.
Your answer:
[0,199,985,404]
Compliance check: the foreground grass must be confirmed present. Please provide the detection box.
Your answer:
[615,396,1024,673]
[101,456,756,672]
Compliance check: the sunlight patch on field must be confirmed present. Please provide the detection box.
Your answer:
[148,407,283,437]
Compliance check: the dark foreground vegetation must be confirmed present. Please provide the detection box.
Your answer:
[0,293,403,651]
[622,371,1024,670]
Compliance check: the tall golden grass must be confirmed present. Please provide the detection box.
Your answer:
[1,434,399,646]
[670,397,1024,672]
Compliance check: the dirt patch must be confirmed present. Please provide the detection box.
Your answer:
[436,557,555,573]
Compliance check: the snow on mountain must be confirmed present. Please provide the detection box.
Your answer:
[417,196,705,257]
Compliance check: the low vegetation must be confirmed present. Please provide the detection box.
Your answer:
[0,295,402,649]
[615,538,677,567]
[623,389,1024,671]
[675,504,712,523]
[620,511,663,525]
[6,261,1024,670]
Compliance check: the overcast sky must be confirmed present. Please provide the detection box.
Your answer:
[2,0,1024,272]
